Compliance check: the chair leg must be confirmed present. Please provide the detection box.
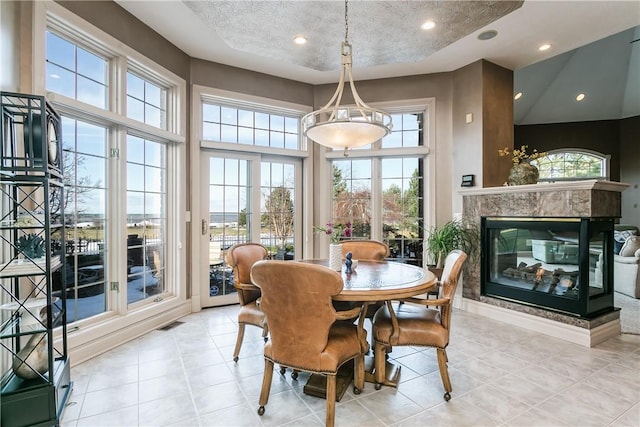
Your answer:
[353,354,364,394]
[258,359,274,416]
[436,348,452,401]
[373,341,386,390]
[325,374,337,427]
[261,324,269,342]
[233,323,246,362]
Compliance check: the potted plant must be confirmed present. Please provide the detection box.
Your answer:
[17,233,46,261]
[425,219,478,277]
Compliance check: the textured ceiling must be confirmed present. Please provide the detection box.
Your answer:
[184,1,522,72]
[115,0,640,125]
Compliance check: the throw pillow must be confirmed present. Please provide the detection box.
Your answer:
[619,235,640,257]
[614,229,638,254]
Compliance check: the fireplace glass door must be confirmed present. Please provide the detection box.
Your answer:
[482,217,614,318]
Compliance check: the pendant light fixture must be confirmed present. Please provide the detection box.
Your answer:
[302,0,392,153]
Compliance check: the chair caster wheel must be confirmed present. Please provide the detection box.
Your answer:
[280,366,286,375]
[291,371,298,380]
[444,392,451,401]
[353,386,361,395]
[263,337,268,343]
[258,406,265,416]
[374,383,382,390]
[233,356,239,363]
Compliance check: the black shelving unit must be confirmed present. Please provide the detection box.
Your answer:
[1,92,71,427]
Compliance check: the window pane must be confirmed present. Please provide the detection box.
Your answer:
[77,48,106,83]
[203,123,220,141]
[146,140,163,167]
[238,110,254,127]
[201,102,301,149]
[59,117,109,322]
[127,73,145,100]
[145,166,163,193]
[128,135,145,164]
[221,107,237,125]
[203,104,220,122]
[46,63,75,98]
[127,135,167,303]
[145,104,161,128]
[221,125,238,143]
[46,31,108,110]
[127,163,145,191]
[46,31,75,69]
[126,71,167,130]
[238,127,254,145]
[76,121,107,157]
[77,76,107,109]
[127,97,145,122]
[145,82,162,107]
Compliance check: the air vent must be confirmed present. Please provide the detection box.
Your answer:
[157,321,184,331]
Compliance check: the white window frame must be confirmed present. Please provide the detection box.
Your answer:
[318,98,435,262]
[533,148,610,182]
[190,85,312,308]
[31,0,188,360]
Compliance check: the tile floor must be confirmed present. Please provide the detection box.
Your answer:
[61,305,640,427]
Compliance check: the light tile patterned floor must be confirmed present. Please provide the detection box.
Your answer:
[61,305,640,427]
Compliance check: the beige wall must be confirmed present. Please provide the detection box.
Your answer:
[1,1,20,91]
[450,60,514,215]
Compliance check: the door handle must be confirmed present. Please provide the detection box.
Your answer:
[202,219,207,235]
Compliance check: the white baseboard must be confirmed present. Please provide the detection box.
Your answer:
[461,298,621,347]
[68,301,192,366]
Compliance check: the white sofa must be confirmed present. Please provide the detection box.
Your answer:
[614,247,640,298]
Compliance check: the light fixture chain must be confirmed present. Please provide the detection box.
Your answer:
[344,0,349,43]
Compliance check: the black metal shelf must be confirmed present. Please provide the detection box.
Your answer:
[1,91,70,427]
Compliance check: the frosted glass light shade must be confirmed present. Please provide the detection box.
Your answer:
[303,106,392,149]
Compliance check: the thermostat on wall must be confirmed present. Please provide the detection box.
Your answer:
[461,174,475,187]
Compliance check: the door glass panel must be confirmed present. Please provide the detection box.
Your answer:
[261,161,295,259]
[208,157,251,297]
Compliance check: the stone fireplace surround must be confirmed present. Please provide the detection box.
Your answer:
[460,180,629,347]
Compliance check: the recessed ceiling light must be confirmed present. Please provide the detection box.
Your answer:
[477,30,498,40]
[514,92,523,100]
[421,20,436,30]
[539,44,551,51]
[576,93,585,101]
[293,36,307,45]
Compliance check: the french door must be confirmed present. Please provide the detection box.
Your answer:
[199,151,301,308]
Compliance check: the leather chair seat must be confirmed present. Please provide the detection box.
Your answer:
[264,322,361,373]
[237,300,267,328]
[373,303,447,348]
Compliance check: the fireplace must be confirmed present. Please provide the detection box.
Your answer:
[481,217,614,318]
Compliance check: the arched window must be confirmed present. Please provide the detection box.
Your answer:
[532,149,609,182]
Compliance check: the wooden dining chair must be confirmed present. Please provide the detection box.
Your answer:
[340,240,390,319]
[226,243,269,362]
[341,240,389,261]
[250,260,366,427]
[371,249,468,400]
